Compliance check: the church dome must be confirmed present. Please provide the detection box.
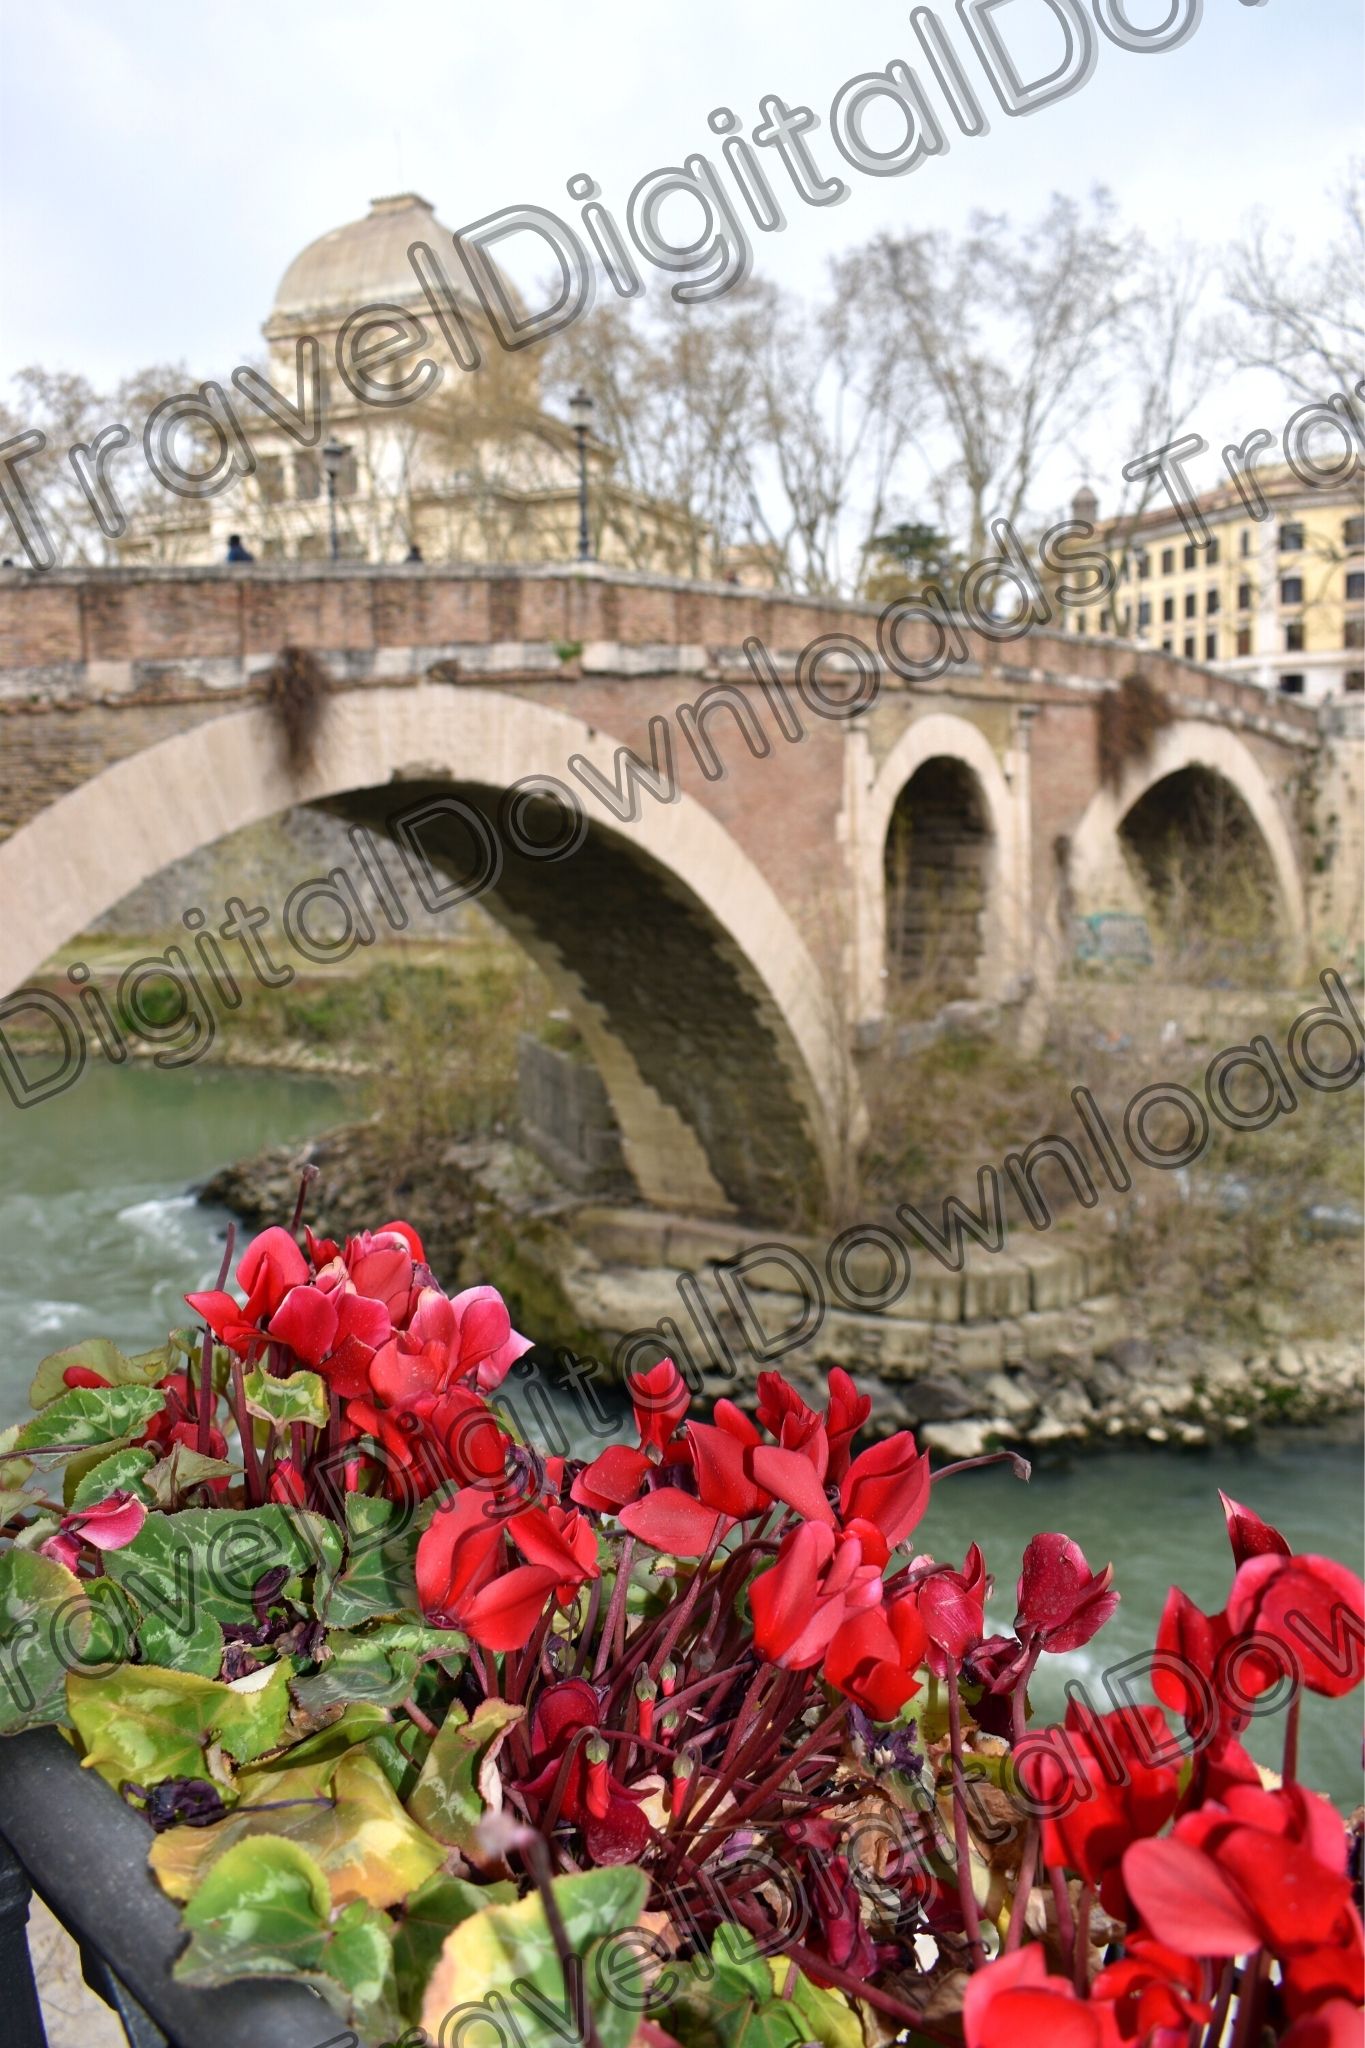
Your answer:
[267,192,475,328]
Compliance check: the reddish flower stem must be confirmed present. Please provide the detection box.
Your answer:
[1073,1883,1093,1994]
[946,1663,988,1972]
[1282,1689,1301,1786]
[593,1536,635,1681]
[229,1356,264,1506]
[1050,1863,1077,1964]
[1003,1822,1039,1954]
[402,1694,438,1738]
[196,1223,234,1456]
[1010,1640,1043,1747]
[684,1693,848,1865]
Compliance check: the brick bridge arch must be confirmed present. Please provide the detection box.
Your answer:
[0,685,847,1220]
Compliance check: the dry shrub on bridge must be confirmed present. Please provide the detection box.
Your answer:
[1097,672,1174,792]
[263,644,332,774]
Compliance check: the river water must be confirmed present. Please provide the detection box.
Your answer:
[1,1063,1360,1805]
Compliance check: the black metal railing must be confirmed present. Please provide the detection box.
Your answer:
[0,1728,352,2048]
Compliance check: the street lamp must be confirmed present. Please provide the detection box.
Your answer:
[321,438,351,562]
[569,388,594,561]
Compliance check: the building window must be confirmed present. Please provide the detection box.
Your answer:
[1184,635,1196,659]
[1185,593,1197,619]
[1280,522,1305,553]
[1281,576,1303,606]
[1206,587,1220,615]
[1207,538,1220,565]
[294,452,321,501]
[1345,618,1365,650]
[1138,598,1152,628]
[1100,606,1112,631]
[1161,638,1173,654]
[1235,628,1253,657]
[1076,612,1087,634]
[1137,551,1150,579]
[1285,622,1305,652]
[1206,633,1218,661]
[1161,547,1175,575]
[259,536,286,560]
[256,456,284,504]
[296,532,326,559]
[1240,530,1251,557]
[1279,673,1305,695]
[1162,596,1175,623]
[1346,571,1365,600]
[1345,516,1365,551]
[1238,582,1253,610]
[1182,543,1197,570]
[1345,670,1365,693]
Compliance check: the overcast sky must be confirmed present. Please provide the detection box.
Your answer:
[1,0,1360,516]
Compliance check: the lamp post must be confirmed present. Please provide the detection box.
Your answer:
[321,438,350,562]
[569,388,594,561]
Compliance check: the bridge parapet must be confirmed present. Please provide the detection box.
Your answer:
[0,562,1323,748]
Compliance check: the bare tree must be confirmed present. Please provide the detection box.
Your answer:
[1223,159,1365,400]
[842,191,1137,561]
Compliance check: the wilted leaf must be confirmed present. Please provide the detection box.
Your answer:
[408,1698,524,1851]
[152,1747,444,1909]
[68,1660,293,1789]
[143,1444,235,1507]
[420,1866,648,2048]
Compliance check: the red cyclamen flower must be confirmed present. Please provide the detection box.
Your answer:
[1015,1532,1119,1654]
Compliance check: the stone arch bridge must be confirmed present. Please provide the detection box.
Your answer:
[0,563,1350,1222]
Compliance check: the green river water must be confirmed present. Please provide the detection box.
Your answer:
[1,1062,1360,1805]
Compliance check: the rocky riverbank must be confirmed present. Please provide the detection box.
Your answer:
[199,1122,1364,1456]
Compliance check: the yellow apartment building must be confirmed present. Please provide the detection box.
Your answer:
[1062,468,1364,703]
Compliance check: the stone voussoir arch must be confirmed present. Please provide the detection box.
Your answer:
[0,685,853,1217]
[857,711,1023,1024]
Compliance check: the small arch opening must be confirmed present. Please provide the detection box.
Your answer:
[884,757,992,1005]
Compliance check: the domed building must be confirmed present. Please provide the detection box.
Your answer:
[126,193,709,574]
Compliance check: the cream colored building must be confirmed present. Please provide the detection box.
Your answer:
[122,193,711,575]
[1062,468,1365,704]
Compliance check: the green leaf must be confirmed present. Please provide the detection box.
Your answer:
[175,1834,402,2031]
[67,1660,293,1789]
[364,1718,430,1801]
[0,1489,34,1526]
[69,1446,157,1510]
[142,1444,235,1508]
[393,1872,517,2023]
[656,1928,857,2048]
[14,1385,167,1454]
[420,1867,649,2048]
[0,1549,93,1733]
[243,1368,329,1431]
[292,1620,461,1713]
[101,1504,338,1673]
[151,1749,444,1909]
[321,1495,421,1626]
[408,1699,524,1851]
[29,1337,165,1410]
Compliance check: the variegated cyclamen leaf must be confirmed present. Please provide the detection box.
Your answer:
[0,1549,94,1734]
[69,1446,157,1510]
[14,1385,166,1454]
[243,1368,329,1431]
[393,1871,517,2024]
[419,1867,648,2048]
[408,1698,524,1851]
[28,1337,160,1410]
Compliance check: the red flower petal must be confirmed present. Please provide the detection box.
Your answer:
[618,1488,728,1557]
[266,1285,339,1368]
[1123,1836,1263,1957]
